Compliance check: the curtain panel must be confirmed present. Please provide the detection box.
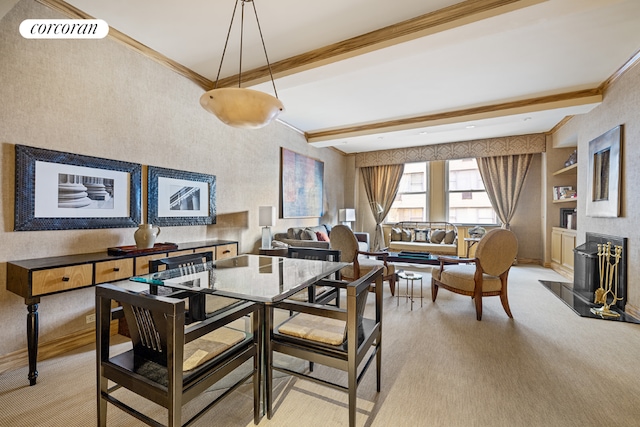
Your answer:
[477,154,533,229]
[360,164,405,251]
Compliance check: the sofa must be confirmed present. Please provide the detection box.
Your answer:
[387,221,458,255]
[273,224,370,252]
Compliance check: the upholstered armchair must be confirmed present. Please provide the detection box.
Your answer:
[431,228,518,320]
[330,225,397,295]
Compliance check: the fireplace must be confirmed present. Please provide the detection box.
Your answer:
[540,232,638,323]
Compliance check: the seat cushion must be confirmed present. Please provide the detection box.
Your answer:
[431,264,502,293]
[341,257,395,278]
[277,312,346,345]
[183,327,246,371]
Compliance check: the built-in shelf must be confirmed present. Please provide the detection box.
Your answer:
[553,198,577,204]
[553,163,578,175]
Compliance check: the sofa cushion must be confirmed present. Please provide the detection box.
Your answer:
[401,228,412,242]
[301,228,318,241]
[288,227,305,240]
[316,231,330,242]
[390,227,402,242]
[414,228,429,242]
[430,229,446,244]
[443,229,456,244]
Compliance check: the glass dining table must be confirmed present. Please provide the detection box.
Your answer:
[129,253,346,414]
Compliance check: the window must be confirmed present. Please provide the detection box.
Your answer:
[447,158,497,224]
[387,162,428,223]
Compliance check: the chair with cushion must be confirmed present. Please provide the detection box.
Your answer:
[150,252,239,323]
[265,266,384,427]
[430,228,518,320]
[287,247,342,306]
[96,283,261,427]
[330,224,397,295]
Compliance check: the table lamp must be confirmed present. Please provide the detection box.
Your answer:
[338,208,356,229]
[259,206,276,249]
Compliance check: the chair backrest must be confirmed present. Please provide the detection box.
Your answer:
[97,284,184,368]
[346,266,383,343]
[475,228,518,276]
[329,225,359,263]
[150,251,213,274]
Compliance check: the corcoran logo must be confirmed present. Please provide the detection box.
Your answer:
[20,19,109,39]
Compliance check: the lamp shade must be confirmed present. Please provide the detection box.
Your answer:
[259,206,276,227]
[339,209,356,222]
[200,88,284,129]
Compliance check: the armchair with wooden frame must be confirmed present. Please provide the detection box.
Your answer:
[431,228,518,321]
[286,247,341,307]
[96,283,261,427]
[265,266,384,427]
[330,224,397,295]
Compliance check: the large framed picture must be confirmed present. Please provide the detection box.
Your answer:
[14,145,142,231]
[586,125,622,217]
[147,166,216,226]
[280,148,324,218]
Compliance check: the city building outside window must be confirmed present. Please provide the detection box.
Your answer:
[387,162,428,223]
[447,158,497,224]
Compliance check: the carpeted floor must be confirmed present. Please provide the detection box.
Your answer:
[1,264,639,427]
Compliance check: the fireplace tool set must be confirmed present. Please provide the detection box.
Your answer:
[591,242,623,318]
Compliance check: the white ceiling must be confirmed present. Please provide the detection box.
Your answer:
[61,0,640,154]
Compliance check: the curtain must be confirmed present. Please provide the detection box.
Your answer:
[477,154,533,230]
[360,164,404,251]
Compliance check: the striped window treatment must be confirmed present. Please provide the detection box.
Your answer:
[477,154,533,230]
[360,164,404,251]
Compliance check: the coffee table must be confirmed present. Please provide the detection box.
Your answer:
[378,251,456,265]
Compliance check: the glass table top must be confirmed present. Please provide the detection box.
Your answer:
[130,254,346,304]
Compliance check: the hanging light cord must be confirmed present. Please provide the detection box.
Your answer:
[212,0,279,99]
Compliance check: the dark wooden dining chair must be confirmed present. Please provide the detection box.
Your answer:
[287,247,342,307]
[265,266,384,427]
[96,283,261,427]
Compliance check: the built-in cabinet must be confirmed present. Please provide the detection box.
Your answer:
[551,227,576,280]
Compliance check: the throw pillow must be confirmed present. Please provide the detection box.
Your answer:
[430,229,446,244]
[272,240,289,248]
[301,228,318,241]
[414,229,428,242]
[316,231,330,242]
[390,227,402,241]
[443,229,456,244]
[401,228,412,242]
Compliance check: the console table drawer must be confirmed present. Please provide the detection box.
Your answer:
[32,265,93,296]
[216,244,237,260]
[95,259,134,284]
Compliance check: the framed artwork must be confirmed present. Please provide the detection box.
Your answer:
[280,148,324,218]
[147,166,216,226]
[14,145,141,231]
[586,125,622,217]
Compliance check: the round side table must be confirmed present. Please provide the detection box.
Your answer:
[397,271,423,310]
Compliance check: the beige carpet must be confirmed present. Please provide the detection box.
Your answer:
[1,265,639,427]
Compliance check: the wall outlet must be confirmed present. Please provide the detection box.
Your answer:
[86,313,96,324]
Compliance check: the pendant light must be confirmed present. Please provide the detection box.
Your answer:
[200,0,284,129]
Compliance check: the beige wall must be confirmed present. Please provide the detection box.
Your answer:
[550,61,640,313]
[0,1,349,356]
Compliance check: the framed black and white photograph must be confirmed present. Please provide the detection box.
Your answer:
[147,166,216,226]
[14,145,142,231]
[586,125,622,217]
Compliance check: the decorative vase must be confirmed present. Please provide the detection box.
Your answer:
[134,224,161,249]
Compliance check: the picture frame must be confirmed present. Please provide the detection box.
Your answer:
[553,185,574,201]
[14,145,142,231]
[559,208,575,229]
[586,125,622,217]
[280,148,324,218]
[147,166,216,226]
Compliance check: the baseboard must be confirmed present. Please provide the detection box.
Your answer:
[550,262,574,281]
[0,322,118,375]
[516,258,542,265]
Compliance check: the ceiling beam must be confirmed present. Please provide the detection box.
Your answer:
[305,89,602,142]
[215,0,548,88]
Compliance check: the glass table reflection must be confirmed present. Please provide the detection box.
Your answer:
[130,254,346,304]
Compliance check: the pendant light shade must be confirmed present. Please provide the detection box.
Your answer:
[200,88,284,129]
[202,0,284,129]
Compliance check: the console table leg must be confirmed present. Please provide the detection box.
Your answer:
[27,302,39,386]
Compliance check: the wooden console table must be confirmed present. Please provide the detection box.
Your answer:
[6,239,237,386]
